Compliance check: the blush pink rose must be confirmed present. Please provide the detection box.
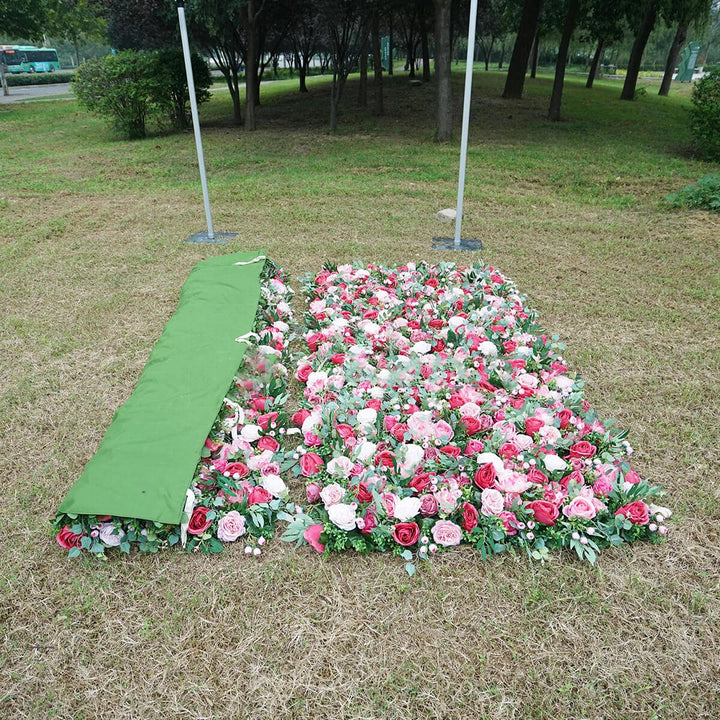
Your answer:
[217,511,246,542]
[481,488,504,516]
[562,496,597,520]
[431,520,463,547]
[419,494,439,517]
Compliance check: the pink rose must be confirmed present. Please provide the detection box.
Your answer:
[431,520,463,547]
[304,524,326,553]
[498,510,518,535]
[481,488,504,516]
[562,496,597,520]
[306,482,321,503]
[419,494,439,516]
[217,511,246,542]
[381,492,397,519]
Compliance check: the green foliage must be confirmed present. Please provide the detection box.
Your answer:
[73,49,211,139]
[689,69,720,162]
[6,71,75,85]
[667,174,720,213]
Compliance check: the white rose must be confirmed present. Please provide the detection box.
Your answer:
[410,341,432,355]
[543,454,568,473]
[327,456,354,478]
[240,424,262,442]
[320,483,345,507]
[356,408,377,426]
[448,316,466,332]
[478,341,498,356]
[261,474,288,498]
[328,503,357,531]
[355,441,378,463]
[459,402,482,418]
[98,522,123,547]
[394,496,422,521]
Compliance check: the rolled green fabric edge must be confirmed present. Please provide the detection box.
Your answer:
[58,251,267,526]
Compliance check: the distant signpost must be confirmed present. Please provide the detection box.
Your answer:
[676,42,702,82]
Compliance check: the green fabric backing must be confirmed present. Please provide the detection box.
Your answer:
[59,251,267,525]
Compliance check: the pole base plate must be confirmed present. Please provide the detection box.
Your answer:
[184,232,238,244]
[432,237,484,251]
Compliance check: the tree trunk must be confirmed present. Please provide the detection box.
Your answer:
[330,72,343,131]
[1,63,9,97]
[244,2,259,129]
[548,0,580,122]
[498,42,505,68]
[586,37,604,88]
[621,0,658,101]
[358,34,368,106]
[503,0,543,99]
[659,21,688,96]
[388,13,394,75]
[295,49,308,92]
[530,27,540,78]
[433,0,453,142]
[73,34,81,70]
[372,11,384,115]
[420,1,431,82]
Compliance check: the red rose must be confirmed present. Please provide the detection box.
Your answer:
[96,515,112,522]
[292,408,311,427]
[461,502,479,531]
[448,393,464,409]
[304,523,326,553]
[460,416,481,435]
[353,482,373,504]
[408,472,432,493]
[257,436,279,452]
[615,500,649,525]
[335,423,356,441]
[557,408,573,429]
[296,364,313,382]
[527,467,549,485]
[187,507,212,535]
[360,510,376,534]
[374,450,396,469]
[569,441,596,459]
[390,422,409,442]
[224,461,250,478]
[474,462,496,489]
[498,442,519,459]
[330,353,346,365]
[306,333,326,352]
[525,417,544,435]
[624,468,642,485]
[392,522,420,547]
[526,500,559,526]
[247,487,273,505]
[56,526,85,549]
[464,439,484,456]
[366,398,382,411]
[299,452,324,477]
[257,412,279,431]
[252,396,269,411]
[560,469,585,490]
[440,445,461,458]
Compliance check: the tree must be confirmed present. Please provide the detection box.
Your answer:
[100,0,177,50]
[47,0,107,68]
[548,0,582,121]
[502,0,543,99]
[188,0,246,124]
[659,0,712,96]
[289,0,321,92]
[319,0,370,131]
[581,0,626,89]
[433,0,453,141]
[621,0,660,100]
[0,0,47,95]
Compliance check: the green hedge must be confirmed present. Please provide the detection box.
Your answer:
[6,72,75,86]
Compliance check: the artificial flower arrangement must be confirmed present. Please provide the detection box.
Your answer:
[280,262,670,573]
[53,261,297,558]
[54,259,671,568]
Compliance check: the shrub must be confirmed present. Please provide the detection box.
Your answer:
[7,72,75,86]
[151,48,211,129]
[689,69,720,162]
[667,174,720,213]
[73,50,211,139]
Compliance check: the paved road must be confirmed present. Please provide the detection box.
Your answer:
[0,82,73,104]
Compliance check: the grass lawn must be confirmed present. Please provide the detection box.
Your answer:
[1,70,719,719]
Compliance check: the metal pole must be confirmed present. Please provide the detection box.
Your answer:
[176,0,215,240]
[454,0,478,247]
